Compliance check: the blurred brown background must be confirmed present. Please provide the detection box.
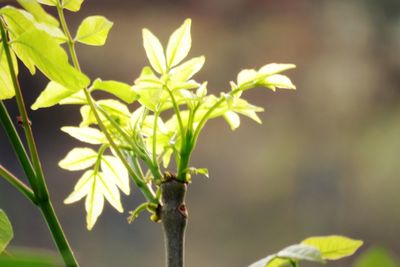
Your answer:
[1,0,400,266]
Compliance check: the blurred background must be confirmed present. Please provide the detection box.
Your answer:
[1,0,400,266]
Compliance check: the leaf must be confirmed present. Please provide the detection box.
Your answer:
[0,210,13,254]
[0,250,59,267]
[301,235,363,260]
[249,255,289,267]
[58,90,87,105]
[16,0,59,26]
[188,167,209,178]
[166,18,191,68]
[0,46,18,100]
[277,244,324,263]
[237,69,257,87]
[75,16,113,46]
[65,169,124,230]
[92,78,138,103]
[36,0,57,6]
[169,56,205,82]
[79,99,131,127]
[142,29,166,74]
[101,156,130,195]
[61,126,106,145]
[62,0,84,12]
[11,29,90,90]
[258,63,296,76]
[59,147,97,171]
[353,247,398,267]
[223,111,240,130]
[261,74,296,91]
[31,81,77,110]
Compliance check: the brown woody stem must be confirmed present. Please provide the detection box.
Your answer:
[160,176,188,267]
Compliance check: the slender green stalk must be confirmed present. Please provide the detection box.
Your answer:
[152,111,159,165]
[0,101,37,193]
[0,164,36,204]
[0,18,79,267]
[165,86,184,139]
[55,4,157,203]
[39,201,78,267]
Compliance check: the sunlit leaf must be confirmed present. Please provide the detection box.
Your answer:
[0,46,18,100]
[223,111,240,130]
[65,169,124,230]
[62,0,84,12]
[75,16,113,46]
[166,19,191,68]
[277,244,324,263]
[0,209,13,253]
[301,235,363,260]
[16,0,59,26]
[92,78,138,103]
[36,0,57,6]
[31,81,77,110]
[142,29,166,74]
[58,90,87,105]
[249,255,290,267]
[169,56,205,82]
[101,156,130,195]
[258,63,296,76]
[61,126,106,145]
[59,147,97,171]
[261,74,296,91]
[11,29,90,90]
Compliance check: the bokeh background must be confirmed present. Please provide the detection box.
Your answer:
[1,0,400,266]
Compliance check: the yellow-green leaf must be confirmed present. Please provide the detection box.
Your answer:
[301,235,363,260]
[61,126,106,145]
[0,46,18,100]
[170,56,205,82]
[75,16,113,46]
[166,18,191,68]
[142,29,166,74]
[59,147,97,171]
[31,81,77,110]
[262,74,296,91]
[223,111,240,130]
[16,0,59,26]
[92,78,138,103]
[62,0,84,12]
[11,29,90,90]
[258,63,296,76]
[0,209,13,253]
[36,0,57,6]
[101,156,130,195]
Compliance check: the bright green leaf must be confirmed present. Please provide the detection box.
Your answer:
[169,56,205,82]
[75,16,113,46]
[0,210,13,254]
[11,29,90,90]
[31,81,77,110]
[0,46,18,100]
[223,111,240,130]
[16,0,59,26]
[261,74,296,91]
[58,90,87,105]
[59,147,97,171]
[101,156,130,195]
[166,18,191,68]
[142,29,166,74]
[36,0,57,6]
[65,169,124,230]
[249,255,290,267]
[302,235,363,260]
[61,126,106,145]
[353,247,398,267]
[92,78,138,103]
[62,0,84,12]
[258,63,296,76]
[277,244,324,263]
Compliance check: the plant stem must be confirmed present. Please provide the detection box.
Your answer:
[39,201,78,267]
[0,101,37,193]
[0,19,79,267]
[0,164,36,204]
[160,176,188,267]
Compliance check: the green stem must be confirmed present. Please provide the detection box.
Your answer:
[152,111,159,165]
[0,18,79,267]
[0,101,37,193]
[165,86,184,140]
[0,164,36,204]
[39,201,78,267]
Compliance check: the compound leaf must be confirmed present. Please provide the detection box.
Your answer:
[142,29,166,74]
[166,18,191,68]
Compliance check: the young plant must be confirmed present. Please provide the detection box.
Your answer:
[0,1,363,266]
